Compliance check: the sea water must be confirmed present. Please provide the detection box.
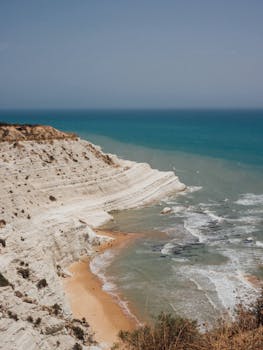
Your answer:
[1,109,263,325]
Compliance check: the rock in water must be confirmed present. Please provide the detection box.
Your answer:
[161,207,172,214]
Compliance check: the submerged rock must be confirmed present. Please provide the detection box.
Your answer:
[161,207,172,214]
[244,237,254,243]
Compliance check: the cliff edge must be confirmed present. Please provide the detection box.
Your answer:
[0,124,186,350]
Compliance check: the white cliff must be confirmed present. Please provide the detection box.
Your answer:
[0,125,185,349]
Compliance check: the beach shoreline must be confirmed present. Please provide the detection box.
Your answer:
[63,229,141,348]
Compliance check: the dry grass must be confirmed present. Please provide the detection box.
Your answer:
[114,289,263,350]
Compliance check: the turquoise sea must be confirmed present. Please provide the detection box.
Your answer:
[1,109,263,325]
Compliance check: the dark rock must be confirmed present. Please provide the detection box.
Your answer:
[34,317,41,326]
[0,219,6,228]
[14,290,23,298]
[37,278,48,289]
[27,315,34,323]
[72,326,84,340]
[0,238,6,247]
[17,268,30,279]
[52,303,62,315]
[0,273,10,287]
[7,310,18,321]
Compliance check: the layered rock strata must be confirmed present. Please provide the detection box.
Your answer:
[0,125,185,349]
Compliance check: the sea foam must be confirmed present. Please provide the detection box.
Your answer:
[235,193,263,206]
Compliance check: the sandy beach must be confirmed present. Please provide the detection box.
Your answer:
[64,230,139,348]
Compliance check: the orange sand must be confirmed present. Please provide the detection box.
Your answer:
[63,230,139,348]
[245,274,263,288]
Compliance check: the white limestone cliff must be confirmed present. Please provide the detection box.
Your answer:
[0,126,185,350]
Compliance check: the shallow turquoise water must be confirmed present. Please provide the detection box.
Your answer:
[92,137,263,324]
[1,109,263,324]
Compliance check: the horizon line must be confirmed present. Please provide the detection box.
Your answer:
[1,107,263,111]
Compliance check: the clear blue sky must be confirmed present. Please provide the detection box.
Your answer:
[0,0,262,109]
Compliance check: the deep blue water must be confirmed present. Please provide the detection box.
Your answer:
[1,109,263,166]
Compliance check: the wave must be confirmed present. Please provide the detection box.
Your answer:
[162,186,202,205]
[180,186,203,195]
[171,257,190,263]
[90,251,141,325]
[188,277,219,311]
[90,250,116,292]
[227,215,262,225]
[176,259,258,316]
[161,242,177,255]
[235,193,263,206]
[183,211,219,243]
[186,186,203,193]
[203,209,224,223]
[225,225,257,236]
[245,208,263,215]
[255,241,263,248]
[103,183,263,325]
[171,205,186,214]
[167,196,262,246]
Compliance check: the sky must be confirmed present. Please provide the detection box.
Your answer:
[0,0,263,109]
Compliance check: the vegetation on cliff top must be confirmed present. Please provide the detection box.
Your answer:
[114,289,263,350]
[0,123,77,142]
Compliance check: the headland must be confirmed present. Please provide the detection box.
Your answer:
[0,123,185,349]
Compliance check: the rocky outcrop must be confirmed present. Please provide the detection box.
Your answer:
[0,126,185,349]
[0,123,77,142]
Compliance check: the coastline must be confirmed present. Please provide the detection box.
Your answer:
[0,124,186,349]
[63,229,140,348]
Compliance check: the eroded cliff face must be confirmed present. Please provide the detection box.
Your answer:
[0,125,185,350]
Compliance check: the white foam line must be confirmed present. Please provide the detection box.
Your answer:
[178,186,203,196]
[235,193,263,206]
[203,209,224,223]
[235,269,259,293]
[189,277,218,311]
[183,222,206,243]
[194,269,240,313]
[90,252,142,326]
[256,241,263,248]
